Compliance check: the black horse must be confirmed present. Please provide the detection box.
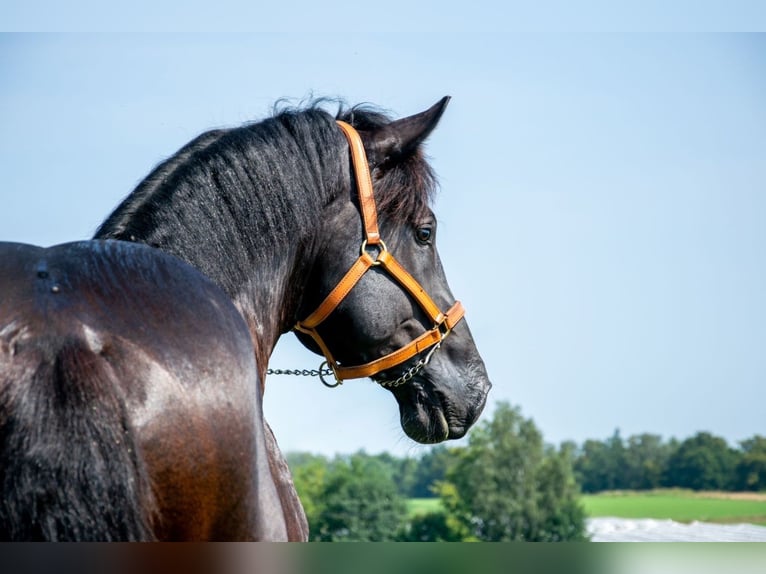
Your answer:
[0,97,491,540]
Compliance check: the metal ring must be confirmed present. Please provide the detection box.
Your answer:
[318,361,342,388]
[360,239,388,265]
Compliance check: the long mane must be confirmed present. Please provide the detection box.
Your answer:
[95,102,437,294]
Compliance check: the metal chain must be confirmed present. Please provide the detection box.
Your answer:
[374,342,442,389]
[266,367,334,378]
[266,341,444,389]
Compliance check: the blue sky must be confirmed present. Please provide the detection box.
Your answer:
[1,33,765,457]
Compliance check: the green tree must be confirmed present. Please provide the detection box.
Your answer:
[665,432,737,490]
[574,431,628,493]
[370,451,418,497]
[735,435,766,491]
[410,445,456,498]
[286,452,329,527]
[575,432,678,492]
[574,439,611,493]
[624,433,672,490]
[439,402,588,541]
[400,511,463,542]
[311,453,407,541]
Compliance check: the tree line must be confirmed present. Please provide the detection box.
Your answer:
[573,430,766,493]
[287,402,765,541]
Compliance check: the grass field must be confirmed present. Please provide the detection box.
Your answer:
[407,498,442,516]
[409,490,766,526]
[582,490,766,526]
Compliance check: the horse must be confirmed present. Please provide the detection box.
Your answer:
[0,97,491,540]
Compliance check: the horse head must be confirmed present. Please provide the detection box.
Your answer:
[295,98,491,444]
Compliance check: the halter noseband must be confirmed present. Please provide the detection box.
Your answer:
[294,121,465,388]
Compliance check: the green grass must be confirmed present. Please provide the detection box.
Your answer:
[407,497,443,517]
[582,490,766,526]
[408,491,766,526]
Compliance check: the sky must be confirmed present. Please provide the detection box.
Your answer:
[1,32,765,458]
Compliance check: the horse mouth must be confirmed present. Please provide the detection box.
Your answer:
[400,402,451,444]
[392,376,485,444]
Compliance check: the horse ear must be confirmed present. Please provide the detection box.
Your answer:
[366,96,450,167]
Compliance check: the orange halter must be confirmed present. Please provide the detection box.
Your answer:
[294,121,465,388]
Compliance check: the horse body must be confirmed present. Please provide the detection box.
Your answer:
[0,241,286,540]
[1,97,491,540]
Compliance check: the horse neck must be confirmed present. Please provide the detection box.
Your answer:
[95,118,347,371]
[229,240,320,373]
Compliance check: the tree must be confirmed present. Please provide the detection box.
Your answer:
[574,432,628,493]
[735,435,766,491]
[623,433,672,490]
[286,451,329,527]
[410,445,456,498]
[311,453,407,541]
[439,402,588,541]
[665,432,737,490]
[399,511,464,542]
[369,451,419,498]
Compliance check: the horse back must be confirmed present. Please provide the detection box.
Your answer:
[0,240,286,540]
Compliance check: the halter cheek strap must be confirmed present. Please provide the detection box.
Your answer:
[294,120,465,387]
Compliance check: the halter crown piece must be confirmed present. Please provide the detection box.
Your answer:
[294,121,466,388]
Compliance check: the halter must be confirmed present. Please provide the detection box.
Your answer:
[294,121,465,388]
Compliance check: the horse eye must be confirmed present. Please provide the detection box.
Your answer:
[415,227,433,244]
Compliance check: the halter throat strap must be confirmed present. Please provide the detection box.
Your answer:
[294,120,465,385]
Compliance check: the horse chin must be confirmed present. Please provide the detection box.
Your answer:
[399,403,450,444]
[391,377,470,444]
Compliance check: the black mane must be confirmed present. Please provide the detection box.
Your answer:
[95,102,437,298]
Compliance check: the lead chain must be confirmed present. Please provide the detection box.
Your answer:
[267,341,444,389]
[266,367,334,378]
